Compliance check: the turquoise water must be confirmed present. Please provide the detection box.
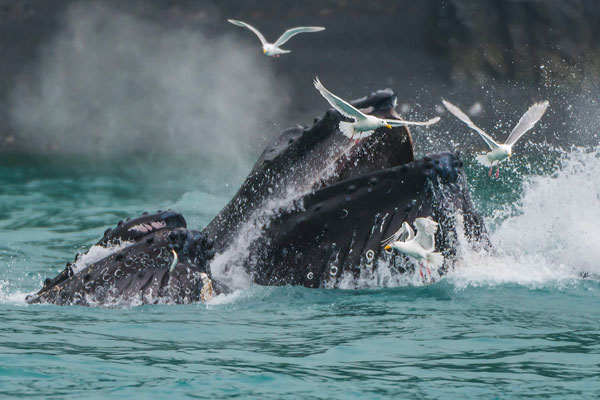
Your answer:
[1,150,599,398]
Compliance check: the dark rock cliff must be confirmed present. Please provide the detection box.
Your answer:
[1,0,598,151]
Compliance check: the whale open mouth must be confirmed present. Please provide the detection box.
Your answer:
[204,89,419,248]
[202,87,487,289]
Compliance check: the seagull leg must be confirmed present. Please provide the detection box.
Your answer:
[418,262,424,279]
[426,261,431,277]
[488,166,492,177]
[495,163,500,178]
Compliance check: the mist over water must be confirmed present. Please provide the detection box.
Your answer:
[10,2,290,175]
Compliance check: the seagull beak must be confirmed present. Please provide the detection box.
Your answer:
[384,245,391,251]
[385,124,392,129]
[263,49,267,54]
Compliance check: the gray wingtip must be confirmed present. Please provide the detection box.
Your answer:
[313,76,322,88]
[531,100,550,116]
[441,99,453,108]
[301,26,326,32]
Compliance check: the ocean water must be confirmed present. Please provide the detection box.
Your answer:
[1,148,599,399]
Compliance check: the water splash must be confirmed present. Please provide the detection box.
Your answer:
[71,240,133,274]
[209,192,302,290]
[210,141,359,290]
[449,146,600,288]
[0,280,30,305]
[10,2,290,177]
[307,146,600,290]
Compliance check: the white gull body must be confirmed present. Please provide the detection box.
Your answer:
[313,78,440,140]
[442,99,549,177]
[384,217,444,277]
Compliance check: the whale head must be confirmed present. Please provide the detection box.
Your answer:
[204,88,417,246]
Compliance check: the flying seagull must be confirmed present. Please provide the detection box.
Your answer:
[442,99,549,177]
[314,78,440,140]
[384,217,444,279]
[227,19,325,57]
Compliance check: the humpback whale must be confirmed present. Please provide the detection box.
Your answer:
[27,211,228,305]
[28,88,488,305]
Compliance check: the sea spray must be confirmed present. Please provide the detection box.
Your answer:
[209,141,363,290]
[449,146,600,288]
[10,2,290,177]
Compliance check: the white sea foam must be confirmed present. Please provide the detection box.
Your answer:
[205,289,246,306]
[209,190,305,290]
[447,146,600,288]
[0,280,30,305]
[71,240,133,274]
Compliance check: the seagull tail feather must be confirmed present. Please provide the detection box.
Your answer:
[475,154,493,167]
[339,121,356,139]
[427,252,444,270]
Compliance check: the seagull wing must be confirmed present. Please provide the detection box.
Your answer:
[505,101,549,146]
[273,26,325,47]
[404,222,416,241]
[227,19,268,46]
[442,99,500,150]
[414,217,438,251]
[381,221,415,247]
[313,77,367,121]
[386,116,441,127]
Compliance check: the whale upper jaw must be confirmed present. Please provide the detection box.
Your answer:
[204,89,417,251]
